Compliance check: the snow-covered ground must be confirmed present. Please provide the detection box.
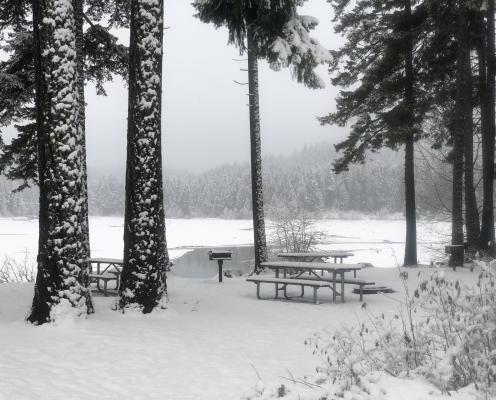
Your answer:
[0,265,479,400]
[1,217,477,400]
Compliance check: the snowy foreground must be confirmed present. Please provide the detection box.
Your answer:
[0,268,479,400]
[0,217,480,400]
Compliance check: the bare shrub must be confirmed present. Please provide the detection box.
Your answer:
[268,208,326,254]
[0,251,36,283]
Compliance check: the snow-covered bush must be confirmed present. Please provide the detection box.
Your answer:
[306,263,496,397]
[413,265,496,392]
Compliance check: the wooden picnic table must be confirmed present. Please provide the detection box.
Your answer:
[277,251,354,263]
[260,261,363,303]
[87,258,124,296]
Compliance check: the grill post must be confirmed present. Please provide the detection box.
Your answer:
[208,250,232,283]
[218,260,223,283]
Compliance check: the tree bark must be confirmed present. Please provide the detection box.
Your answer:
[479,0,496,256]
[27,0,51,324]
[450,2,470,268]
[463,63,480,257]
[119,0,168,313]
[247,24,268,274]
[403,0,417,267]
[29,0,92,323]
[74,0,93,313]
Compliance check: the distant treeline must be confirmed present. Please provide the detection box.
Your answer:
[0,143,449,219]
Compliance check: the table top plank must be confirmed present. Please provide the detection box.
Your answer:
[277,251,354,258]
[87,257,124,264]
[262,261,362,271]
[247,277,332,286]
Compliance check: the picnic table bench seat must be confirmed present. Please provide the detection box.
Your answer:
[246,276,332,304]
[299,276,375,301]
[88,272,119,297]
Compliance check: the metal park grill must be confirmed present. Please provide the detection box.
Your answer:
[208,250,232,282]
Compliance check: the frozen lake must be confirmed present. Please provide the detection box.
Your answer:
[0,216,450,273]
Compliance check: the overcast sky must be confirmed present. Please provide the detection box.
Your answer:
[5,0,347,174]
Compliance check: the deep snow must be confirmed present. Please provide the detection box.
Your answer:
[0,266,479,400]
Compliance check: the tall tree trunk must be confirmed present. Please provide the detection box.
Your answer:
[27,0,50,324]
[247,24,268,274]
[74,0,93,313]
[450,2,470,268]
[29,0,92,323]
[463,65,480,257]
[403,0,417,266]
[480,0,496,256]
[119,0,168,313]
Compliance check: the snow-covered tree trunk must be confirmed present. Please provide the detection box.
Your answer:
[29,0,92,323]
[119,0,168,313]
[247,24,268,274]
[74,0,93,312]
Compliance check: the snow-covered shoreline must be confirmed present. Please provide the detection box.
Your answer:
[0,216,450,270]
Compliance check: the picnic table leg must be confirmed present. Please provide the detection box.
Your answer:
[340,272,345,303]
[275,283,279,299]
[313,287,318,304]
[354,270,357,278]
[103,279,108,297]
[332,271,337,302]
[256,282,261,299]
[300,286,305,297]
[283,284,290,299]
[96,263,101,290]
[359,284,364,302]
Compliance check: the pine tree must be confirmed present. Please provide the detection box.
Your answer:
[449,0,471,267]
[193,0,329,272]
[0,0,128,322]
[246,22,267,271]
[119,0,168,313]
[320,0,431,266]
[424,0,481,265]
[479,0,496,256]
[403,0,418,266]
